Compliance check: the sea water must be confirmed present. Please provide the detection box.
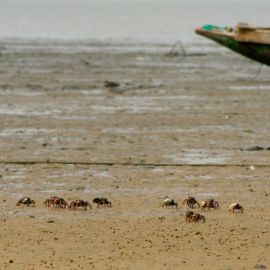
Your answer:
[0,0,269,47]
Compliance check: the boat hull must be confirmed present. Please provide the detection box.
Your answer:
[196,27,270,66]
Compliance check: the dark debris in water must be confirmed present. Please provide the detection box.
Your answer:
[248,146,265,151]
[104,80,120,88]
[240,146,270,151]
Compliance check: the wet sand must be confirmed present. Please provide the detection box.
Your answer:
[0,40,270,269]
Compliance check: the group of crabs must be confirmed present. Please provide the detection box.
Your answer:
[161,196,244,223]
[16,196,112,210]
[15,195,243,223]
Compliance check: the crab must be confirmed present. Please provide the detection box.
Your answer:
[43,196,68,208]
[185,211,194,222]
[69,200,92,210]
[16,197,35,207]
[161,198,178,208]
[190,213,206,223]
[182,196,200,208]
[93,197,112,207]
[43,196,58,208]
[53,197,68,208]
[201,198,219,210]
[228,202,244,213]
[185,211,206,223]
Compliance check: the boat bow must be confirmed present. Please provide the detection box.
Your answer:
[195,24,270,66]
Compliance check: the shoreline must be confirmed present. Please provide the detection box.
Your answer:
[0,37,220,55]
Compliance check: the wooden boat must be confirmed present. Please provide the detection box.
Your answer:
[195,23,270,66]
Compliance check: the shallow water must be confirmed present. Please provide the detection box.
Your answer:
[169,149,232,165]
[227,85,270,91]
[0,0,269,47]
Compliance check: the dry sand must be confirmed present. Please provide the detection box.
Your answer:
[0,40,270,269]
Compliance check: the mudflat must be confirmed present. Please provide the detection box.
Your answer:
[0,40,269,270]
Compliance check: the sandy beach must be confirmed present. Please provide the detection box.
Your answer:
[0,40,270,270]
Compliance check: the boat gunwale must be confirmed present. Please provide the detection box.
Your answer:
[195,27,270,45]
[195,27,235,38]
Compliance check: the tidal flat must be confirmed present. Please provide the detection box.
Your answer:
[0,40,269,269]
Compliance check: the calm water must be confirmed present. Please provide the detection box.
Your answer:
[0,0,269,45]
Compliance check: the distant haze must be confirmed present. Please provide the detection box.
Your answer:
[0,0,269,43]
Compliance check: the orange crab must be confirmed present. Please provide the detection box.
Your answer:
[201,199,219,210]
[43,196,68,208]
